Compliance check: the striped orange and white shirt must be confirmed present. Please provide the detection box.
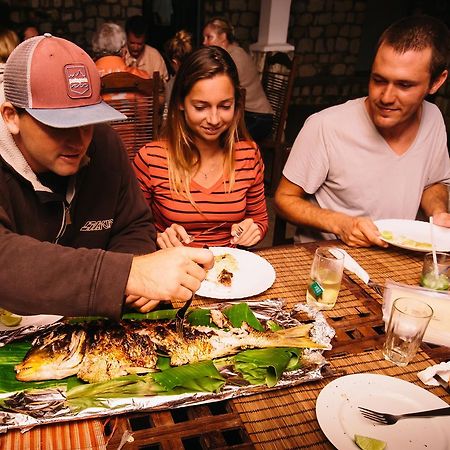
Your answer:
[133,140,268,247]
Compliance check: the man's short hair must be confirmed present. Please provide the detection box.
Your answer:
[92,22,126,58]
[377,15,450,83]
[125,15,147,38]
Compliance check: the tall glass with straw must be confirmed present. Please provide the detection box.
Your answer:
[419,217,450,290]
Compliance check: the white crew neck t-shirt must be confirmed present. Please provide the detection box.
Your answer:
[283,97,450,239]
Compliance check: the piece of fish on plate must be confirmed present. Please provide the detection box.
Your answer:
[15,310,324,383]
[206,253,239,287]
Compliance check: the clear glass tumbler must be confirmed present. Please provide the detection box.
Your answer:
[383,297,433,366]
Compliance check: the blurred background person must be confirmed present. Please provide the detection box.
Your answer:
[92,22,149,79]
[203,16,273,142]
[124,14,168,82]
[163,29,194,104]
[19,21,39,41]
[133,46,268,249]
[0,28,19,83]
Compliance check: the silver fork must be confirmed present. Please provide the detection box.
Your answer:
[175,292,194,335]
[359,406,450,425]
[367,281,384,296]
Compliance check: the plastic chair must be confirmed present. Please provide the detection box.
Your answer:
[260,52,298,196]
[100,71,161,162]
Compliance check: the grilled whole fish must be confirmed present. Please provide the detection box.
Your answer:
[15,321,157,383]
[142,320,322,366]
[15,315,323,383]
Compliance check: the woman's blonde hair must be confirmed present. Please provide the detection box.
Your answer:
[204,17,235,43]
[163,46,249,206]
[164,30,193,69]
[0,29,19,63]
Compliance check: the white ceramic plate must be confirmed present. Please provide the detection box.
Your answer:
[197,247,276,299]
[0,314,62,333]
[374,219,450,252]
[316,373,450,449]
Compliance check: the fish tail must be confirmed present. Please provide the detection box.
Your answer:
[265,324,324,349]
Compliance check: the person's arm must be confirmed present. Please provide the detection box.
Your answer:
[0,221,132,319]
[420,182,450,227]
[274,176,387,248]
[231,145,268,247]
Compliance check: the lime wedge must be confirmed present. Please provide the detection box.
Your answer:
[0,312,22,327]
[355,434,386,450]
[420,273,450,290]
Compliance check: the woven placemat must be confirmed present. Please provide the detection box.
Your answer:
[232,348,450,449]
[1,419,106,450]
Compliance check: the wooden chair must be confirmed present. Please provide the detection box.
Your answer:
[259,52,298,196]
[100,71,161,162]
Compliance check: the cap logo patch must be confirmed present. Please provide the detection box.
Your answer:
[64,64,92,98]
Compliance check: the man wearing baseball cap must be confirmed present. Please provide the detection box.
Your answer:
[0,34,213,319]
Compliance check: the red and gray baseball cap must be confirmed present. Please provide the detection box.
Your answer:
[3,33,126,128]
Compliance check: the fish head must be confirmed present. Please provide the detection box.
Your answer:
[15,325,88,381]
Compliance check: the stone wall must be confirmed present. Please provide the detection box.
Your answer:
[289,0,368,106]
[8,0,143,53]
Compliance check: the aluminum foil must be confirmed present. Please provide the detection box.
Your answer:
[0,299,335,433]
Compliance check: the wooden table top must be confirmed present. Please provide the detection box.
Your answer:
[3,242,450,450]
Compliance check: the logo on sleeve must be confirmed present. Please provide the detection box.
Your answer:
[80,219,114,231]
[64,64,92,98]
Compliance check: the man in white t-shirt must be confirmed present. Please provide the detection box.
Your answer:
[275,15,450,247]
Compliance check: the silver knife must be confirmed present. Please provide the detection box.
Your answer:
[434,373,450,394]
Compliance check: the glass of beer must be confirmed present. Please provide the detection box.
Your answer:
[306,247,344,310]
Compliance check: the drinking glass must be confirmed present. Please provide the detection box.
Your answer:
[420,252,449,291]
[306,247,344,310]
[383,297,433,366]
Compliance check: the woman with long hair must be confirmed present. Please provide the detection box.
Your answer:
[133,46,268,248]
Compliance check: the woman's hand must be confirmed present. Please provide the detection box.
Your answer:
[157,223,191,249]
[230,218,261,247]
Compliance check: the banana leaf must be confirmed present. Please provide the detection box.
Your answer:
[186,308,213,326]
[223,303,264,331]
[233,348,302,387]
[66,361,225,412]
[66,374,164,412]
[153,360,225,393]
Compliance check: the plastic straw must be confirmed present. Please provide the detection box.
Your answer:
[429,217,439,278]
